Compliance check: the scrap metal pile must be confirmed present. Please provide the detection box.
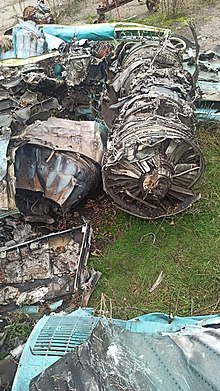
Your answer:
[0,23,207,315]
[0,32,204,222]
[0,19,219,391]
[0,39,109,313]
[0,39,108,222]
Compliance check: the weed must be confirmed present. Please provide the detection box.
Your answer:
[0,313,33,359]
[160,0,186,17]
[85,14,96,24]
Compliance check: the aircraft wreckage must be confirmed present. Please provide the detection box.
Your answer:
[0,21,211,222]
[102,40,204,219]
[0,20,219,312]
[0,18,219,391]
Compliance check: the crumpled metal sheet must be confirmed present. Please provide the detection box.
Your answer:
[18,116,105,164]
[10,308,220,391]
[0,81,60,217]
[29,320,220,391]
[23,1,54,24]
[102,40,204,219]
[0,220,100,312]
[56,39,111,121]
[13,117,104,221]
[184,46,220,101]
[183,46,220,121]
[0,105,105,220]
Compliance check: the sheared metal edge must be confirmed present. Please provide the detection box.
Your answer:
[0,127,17,214]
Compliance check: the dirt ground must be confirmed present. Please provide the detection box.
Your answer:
[59,0,220,50]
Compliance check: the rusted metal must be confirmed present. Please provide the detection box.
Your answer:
[23,0,54,24]
[102,40,204,219]
[97,0,134,15]
[96,0,160,22]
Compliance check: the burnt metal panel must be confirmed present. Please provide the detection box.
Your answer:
[0,221,100,312]
[20,117,105,164]
[0,49,107,220]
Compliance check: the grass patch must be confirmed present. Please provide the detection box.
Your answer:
[128,13,188,29]
[0,313,33,359]
[89,124,220,319]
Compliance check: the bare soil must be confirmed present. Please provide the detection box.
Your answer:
[59,0,220,50]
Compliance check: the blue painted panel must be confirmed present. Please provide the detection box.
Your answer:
[43,23,116,42]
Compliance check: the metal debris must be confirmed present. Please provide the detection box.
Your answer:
[0,220,100,312]
[102,40,204,219]
[57,39,111,120]
[0,24,213,222]
[23,0,54,24]
[0,74,60,217]
[0,44,108,220]
[27,311,220,391]
[8,308,220,391]
[14,117,105,222]
[184,44,220,120]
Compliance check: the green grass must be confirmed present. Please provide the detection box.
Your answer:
[126,14,188,29]
[105,12,188,30]
[0,313,33,359]
[89,124,220,319]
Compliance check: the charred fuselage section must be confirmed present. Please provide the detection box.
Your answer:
[102,41,204,219]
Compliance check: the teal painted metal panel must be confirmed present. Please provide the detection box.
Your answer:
[30,320,220,391]
[12,308,220,391]
[42,24,116,42]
